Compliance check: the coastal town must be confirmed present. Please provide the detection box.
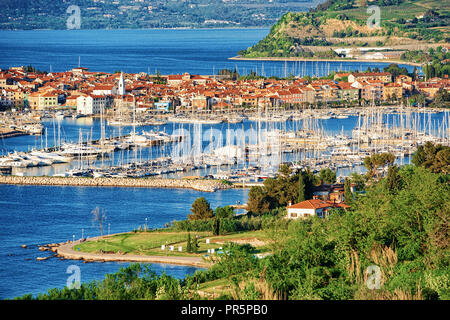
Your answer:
[0,63,448,182]
[1,0,449,304]
[1,64,449,118]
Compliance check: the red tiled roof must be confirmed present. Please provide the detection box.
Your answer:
[287,199,350,210]
[287,199,332,210]
[94,84,114,90]
[352,72,391,77]
[167,75,183,80]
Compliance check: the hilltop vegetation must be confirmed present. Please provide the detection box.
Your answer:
[239,0,450,58]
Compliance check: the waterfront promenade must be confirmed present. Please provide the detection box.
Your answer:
[0,175,231,192]
[55,238,209,268]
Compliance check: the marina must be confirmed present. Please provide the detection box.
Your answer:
[0,113,44,138]
[1,106,448,182]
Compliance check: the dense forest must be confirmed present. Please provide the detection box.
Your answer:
[15,143,450,300]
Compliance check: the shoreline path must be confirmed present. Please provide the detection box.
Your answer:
[56,238,210,268]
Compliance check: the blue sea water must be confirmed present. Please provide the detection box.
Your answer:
[0,185,248,299]
[0,29,417,76]
[3,111,446,155]
[0,112,446,299]
[0,28,435,299]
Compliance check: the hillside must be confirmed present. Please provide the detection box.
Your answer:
[238,0,450,59]
[0,0,323,30]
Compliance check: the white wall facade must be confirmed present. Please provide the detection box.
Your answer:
[287,207,329,219]
[287,208,315,219]
[77,95,106,115]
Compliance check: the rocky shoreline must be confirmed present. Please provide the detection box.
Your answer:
[0,175,232,192]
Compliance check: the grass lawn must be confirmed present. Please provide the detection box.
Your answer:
[197,278,234,297]
[74,230,271,257]
[196,270,256,298]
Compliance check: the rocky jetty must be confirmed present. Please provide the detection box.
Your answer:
[0,176,231,192]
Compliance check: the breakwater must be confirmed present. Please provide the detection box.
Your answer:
[0,175,231,192]
[0,130,30,139]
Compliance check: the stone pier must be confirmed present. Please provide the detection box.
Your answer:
[0,175,232,192]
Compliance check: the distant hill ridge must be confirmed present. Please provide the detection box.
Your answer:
[0,0,323,30]
[238,0,449,58]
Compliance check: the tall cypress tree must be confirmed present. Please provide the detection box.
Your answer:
[192,236,198,253]
[186,233,192,253]
[344,178,353,205]
[298,174,306,203]
[386,165,402,194]
[213,218,220,236]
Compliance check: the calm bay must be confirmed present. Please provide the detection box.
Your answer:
[0,28,429,299]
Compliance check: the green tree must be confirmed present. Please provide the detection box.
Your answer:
[192,235,199,253]
[364,153,395,179]
[215,206,234,219]
[412,144,427,167]
[417,93,427,108]
[385,165,403,193]
[319,168,336,184]
[298,174,306,202]
[344,178,353,205]
[302,168,319,199]
[213,218,220,236]
[432,89,445,108]
[278,164,292,178]
[247,186,272,214]
[412,142,450,174]
[350,172,366,191]
[186,233,192,253]
[383,64,408,81]
[188,197,214,220]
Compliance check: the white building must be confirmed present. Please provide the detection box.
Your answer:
[76,94,106,115]
[360,52,386,60]
[286,199,348,219]
[286,200,330,219]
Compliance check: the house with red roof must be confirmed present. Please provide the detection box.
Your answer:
[348,72,392,84]
[286,199,350,219]
[167,74,184,86]
[93,84,114,95]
